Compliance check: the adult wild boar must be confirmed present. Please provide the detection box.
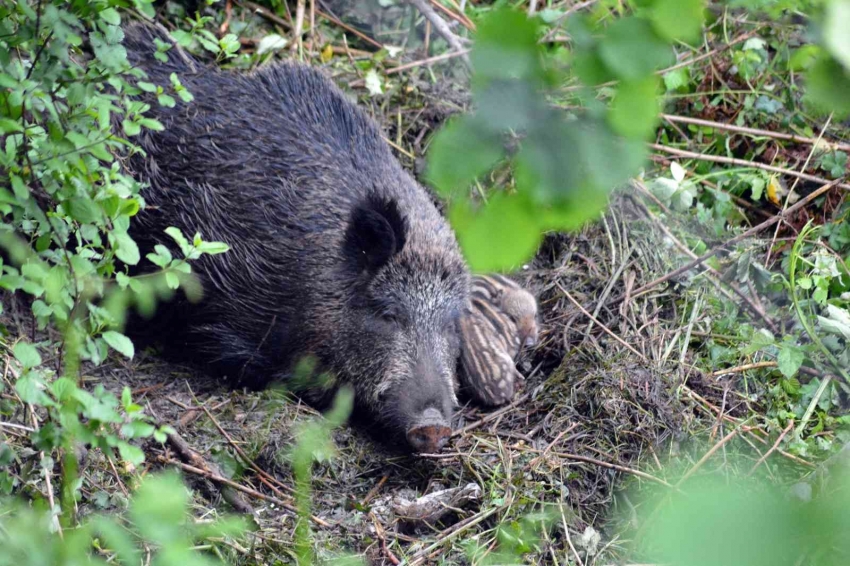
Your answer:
[121,23,470,454]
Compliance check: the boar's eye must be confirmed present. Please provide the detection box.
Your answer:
[379,311,399,324]
[377,306,406,326]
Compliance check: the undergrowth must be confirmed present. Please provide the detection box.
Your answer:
[0,0,849,564]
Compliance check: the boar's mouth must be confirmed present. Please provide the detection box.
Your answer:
[405,407,452,454]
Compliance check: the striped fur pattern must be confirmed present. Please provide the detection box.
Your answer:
[458,274,539,406]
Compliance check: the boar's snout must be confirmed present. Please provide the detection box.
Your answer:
[406,407,452,453]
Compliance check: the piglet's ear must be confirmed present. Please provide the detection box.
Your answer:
[344,194,408,273]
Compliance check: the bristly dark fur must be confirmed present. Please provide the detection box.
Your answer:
[120,22,470,450]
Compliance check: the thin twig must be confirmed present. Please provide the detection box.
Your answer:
[385,48,471,75]
[540,0,600,43]
[553,451,674,488]
[556,282,649,362]
[240,1,291,29]
[663,32,755,75]
[630,188,779,333]
[429,0,474,30]
[661,115,850,153]
[453,393,530,437]
[626,180,841,300]
[748,420,794,476]
[291,0,305,53]
[219,0,233,35]
[370,512,401,565]
[711,361,780,376]
[676,426,752,487]
[407,0,471,67]
[766,113,834,266]
[407,504,506,565]
[561,506,585,566]
[529,423,578,469]
[28,405,62,538]
[316,9,383,50]
[0,421,34,432]
[165,429,255,515]
[441,0,476,29]
[199,404,295,496]
[651,143,850,192]
[682,384,814,468]
[158,455,332,527]
[362,475,389,506]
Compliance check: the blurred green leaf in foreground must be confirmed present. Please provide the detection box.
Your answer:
[426,5,695,272]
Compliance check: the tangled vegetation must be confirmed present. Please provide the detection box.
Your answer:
[0,0,849,564]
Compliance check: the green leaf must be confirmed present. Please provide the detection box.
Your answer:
[117,442,145,467]
[824,0,850,71]
[99,8,121,25]
[197,241,230,255]
[13,341,41,369]
[608,77,660,139]
[817,304,850,340]
[804,53,850,118]
[649,0,705,44]
[130,472,189,544]
[66,197,102,224]
[364,69,383,96]
[219,33,240,56]
[114,231,140,265]
[257,34,288,55]
[165,271,181,290]
[122,119,141,137]
[90,31,128,71]
[472,7,542,86]
[449,192,542,273]
[165,227,191,255]
[102,331,134,359]
[663,67,690,91]
[777,345,804,378]
[121,421,155,439]
[789,45,822,72]
[138,118,164,131]
[741,328,774,355]
[91,517,141,566]
[0,118,23,134]
[10,174,28,201]
[15,372,50,405]
[426,117,502,198]
[599,17,675,80]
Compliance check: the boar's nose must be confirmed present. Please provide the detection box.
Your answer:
[406,407,452,454]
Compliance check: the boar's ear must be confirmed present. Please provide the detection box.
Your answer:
[344,194,408,273]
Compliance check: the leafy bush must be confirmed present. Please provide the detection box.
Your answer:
[0,0,236,561]
[427,0,850,272]
[0,472,247,566]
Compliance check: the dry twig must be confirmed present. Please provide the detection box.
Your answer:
[407,0,471,67]
[651,143,850,192]
[661,114,850,153]
[748,420,795,476]
[627,180,841,300]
